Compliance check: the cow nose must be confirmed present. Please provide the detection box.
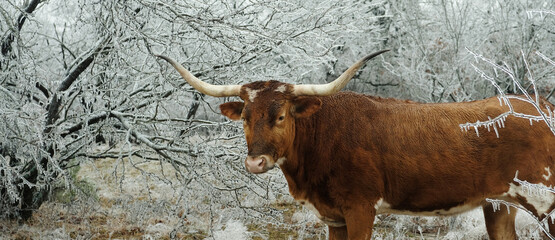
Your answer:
[245,155,268,174]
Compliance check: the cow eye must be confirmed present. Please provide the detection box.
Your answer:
[278,115,285,121]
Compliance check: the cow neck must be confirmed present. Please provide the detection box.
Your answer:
[279,92,380,199]
[280,114,328,198]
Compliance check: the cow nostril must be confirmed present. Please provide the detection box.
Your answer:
[245,155,271,174]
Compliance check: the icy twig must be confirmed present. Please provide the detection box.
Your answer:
[526,10,555,18]
[486,198,554,240]
[536,51,555,67]
[461,49,555,136]
[487,173,555,239]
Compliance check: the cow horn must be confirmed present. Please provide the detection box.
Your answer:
[292,49,390,96]
[155,55,241,97]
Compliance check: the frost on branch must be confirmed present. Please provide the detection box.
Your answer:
[460,112,508,138]
[487,172,555,240]
[459,50,555,137]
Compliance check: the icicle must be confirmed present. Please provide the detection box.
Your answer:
[474,126,480,137]
[530,118,533,126]
[461,124,471,132]
[493,123,499,138]
[525,185,531,196]
[491,201,500,212]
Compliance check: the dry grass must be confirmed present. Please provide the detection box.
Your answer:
[0,154,546,239]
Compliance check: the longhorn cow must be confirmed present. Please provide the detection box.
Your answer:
[156,51,555,239]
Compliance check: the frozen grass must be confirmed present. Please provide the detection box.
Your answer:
[0,146,547,239]
[212,220,250,240]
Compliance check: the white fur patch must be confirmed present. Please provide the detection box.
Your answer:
[376,200,479,216]
[374,198,383,210]
[275,157,286,166]
[275,85,287,93]
[245,88,261,102]
[300,200,321,218]
[544,167,552,181]
[506,183,555,215]
[297,199,346,227]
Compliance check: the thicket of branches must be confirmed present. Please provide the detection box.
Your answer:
[0,0,554,238]
[0,0,389,223]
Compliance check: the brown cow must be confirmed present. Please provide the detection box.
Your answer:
[156,51,555,239]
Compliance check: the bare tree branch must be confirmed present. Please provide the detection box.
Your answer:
[1,0,42,57]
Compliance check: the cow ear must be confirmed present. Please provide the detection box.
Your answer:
[220,102,244,121]
[292,97,322,118]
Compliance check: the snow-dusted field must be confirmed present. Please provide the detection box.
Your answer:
[1,148,547,239]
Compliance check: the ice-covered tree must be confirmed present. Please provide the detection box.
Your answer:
[0,0,388,223]
[0,0,553,238]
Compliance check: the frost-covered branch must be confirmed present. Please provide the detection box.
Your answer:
[487,198,554,240]
[486,172,555,240]
[460,49,555,136]
[110,111,197,156]
[526,10,555,17]
[0,0,42,57]
[513,172,555,195]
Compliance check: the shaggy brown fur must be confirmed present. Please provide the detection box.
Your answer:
[220,81,555,239]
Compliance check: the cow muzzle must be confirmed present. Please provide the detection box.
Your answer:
[245,155,272,174]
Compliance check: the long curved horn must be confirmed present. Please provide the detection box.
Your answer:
[292,49,390,96]
[155,55,241,97]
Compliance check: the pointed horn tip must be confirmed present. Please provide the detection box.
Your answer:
[361,49,390,62]
[154,54,172,63]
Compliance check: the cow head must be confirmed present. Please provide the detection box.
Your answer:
[156,50,388,174]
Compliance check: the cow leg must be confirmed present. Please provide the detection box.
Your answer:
[539,203,555,239]
[510,182,555,239]
[328,226,348,240]
[343,204,375,240]
[482,202,517,240]
[548,220,555,240]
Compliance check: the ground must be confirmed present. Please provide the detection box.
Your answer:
[0,154,546,239]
